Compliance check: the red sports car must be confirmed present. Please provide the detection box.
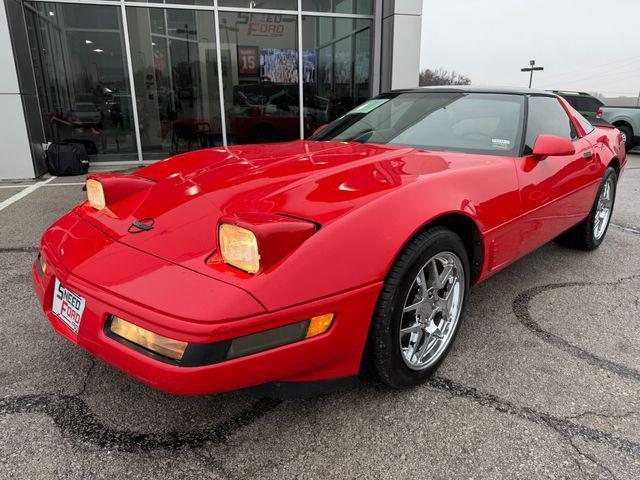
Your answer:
[33,87,626,396]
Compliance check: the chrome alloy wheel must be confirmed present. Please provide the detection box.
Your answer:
[399,252,465,370]
[594,176,615,240]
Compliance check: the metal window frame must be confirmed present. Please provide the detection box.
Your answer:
[297,0,304,139]
[24,0,377,164]
[120,1,144,161]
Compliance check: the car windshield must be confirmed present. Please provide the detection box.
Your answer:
[311,92,525,156]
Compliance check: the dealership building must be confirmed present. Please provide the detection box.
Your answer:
[1,0,422,179]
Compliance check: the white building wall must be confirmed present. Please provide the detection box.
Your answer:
[380,0,423,92]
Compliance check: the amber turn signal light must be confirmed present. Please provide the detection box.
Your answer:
[109,316,187,361]
[305,313,335,338]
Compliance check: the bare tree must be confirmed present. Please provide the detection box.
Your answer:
[419,68,471,86]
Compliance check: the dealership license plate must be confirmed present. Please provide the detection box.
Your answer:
[52,278,86,334]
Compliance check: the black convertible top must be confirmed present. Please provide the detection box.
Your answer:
[386,86,557,97]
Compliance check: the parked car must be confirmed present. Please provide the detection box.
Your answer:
[597,105,640,151]
[551,91,603,118]
[63,102,102,128]
[33,87,625,397]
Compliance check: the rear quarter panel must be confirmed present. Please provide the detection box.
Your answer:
[590,125,627,174]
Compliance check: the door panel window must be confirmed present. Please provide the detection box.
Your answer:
[524,96,577,154]
[575,111,595,135]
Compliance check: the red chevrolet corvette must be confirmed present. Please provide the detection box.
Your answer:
[33,87,625,396]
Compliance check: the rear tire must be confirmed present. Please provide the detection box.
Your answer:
[617,125,634,152]
[369,227,470,389]
[556,167,617,250]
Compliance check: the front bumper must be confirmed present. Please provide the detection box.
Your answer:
[33,213,381,395]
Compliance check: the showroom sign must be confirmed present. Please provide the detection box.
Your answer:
[235,13,289,38]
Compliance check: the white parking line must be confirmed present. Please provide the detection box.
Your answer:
[45,182,85,186]
[0,176,57,212]
[0,182,84,188]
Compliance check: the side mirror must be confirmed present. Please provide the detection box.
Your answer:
[312,124,328,136]
[532,134,575,158]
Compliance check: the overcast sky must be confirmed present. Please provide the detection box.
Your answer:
[420,0,640,97]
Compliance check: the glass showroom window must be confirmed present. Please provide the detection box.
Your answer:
[132,0,215,6]
[302,0,373,15]
[219,0,297,9]
[127,7,223,159]
[301,16,372,137]
[218,11,300,144]
[24,2,138,162]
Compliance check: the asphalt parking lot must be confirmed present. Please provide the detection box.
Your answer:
[1,154,639,480]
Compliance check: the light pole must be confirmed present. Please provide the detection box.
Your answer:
[521,60,544,88]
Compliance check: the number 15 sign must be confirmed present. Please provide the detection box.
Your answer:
[237,46,259,76]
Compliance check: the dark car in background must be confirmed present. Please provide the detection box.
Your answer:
[551,91,603,118]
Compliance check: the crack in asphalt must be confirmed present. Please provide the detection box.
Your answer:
[0,393,282,453]
[1,374,638,458]
[192,448,236,479]
[78,359,96,397]
[568,437,618,480]
[512,273,640,383]
[565,410,639,422]
[427,376,640,459]
[508,273,640,474]
[611,223,640,236]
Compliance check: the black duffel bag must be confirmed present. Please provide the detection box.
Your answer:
[46,142,90,176]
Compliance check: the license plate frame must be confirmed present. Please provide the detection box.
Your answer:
[52,278,86,334]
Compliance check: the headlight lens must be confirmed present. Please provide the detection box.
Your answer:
[86,179,106,210]
[219,223,260,273]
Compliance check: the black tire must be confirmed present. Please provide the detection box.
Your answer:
[369,227,470,389]
[617,125,634,152]
[556,167,618,250]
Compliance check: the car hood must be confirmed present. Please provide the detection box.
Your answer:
[75,140,454,277]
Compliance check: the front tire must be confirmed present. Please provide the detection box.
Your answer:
[557,167,617,250]
[369,227,470,389]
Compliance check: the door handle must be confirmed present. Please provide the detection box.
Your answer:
[583,151,593,159]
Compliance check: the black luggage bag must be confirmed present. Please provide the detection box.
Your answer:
[46,142,90,176]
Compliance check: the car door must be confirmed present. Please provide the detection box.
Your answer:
[515,95,598,257]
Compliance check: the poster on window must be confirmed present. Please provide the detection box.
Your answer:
[259,48,297,83]
[237,46,259,76]
[302,50,316,83]
[258,48,317,84]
